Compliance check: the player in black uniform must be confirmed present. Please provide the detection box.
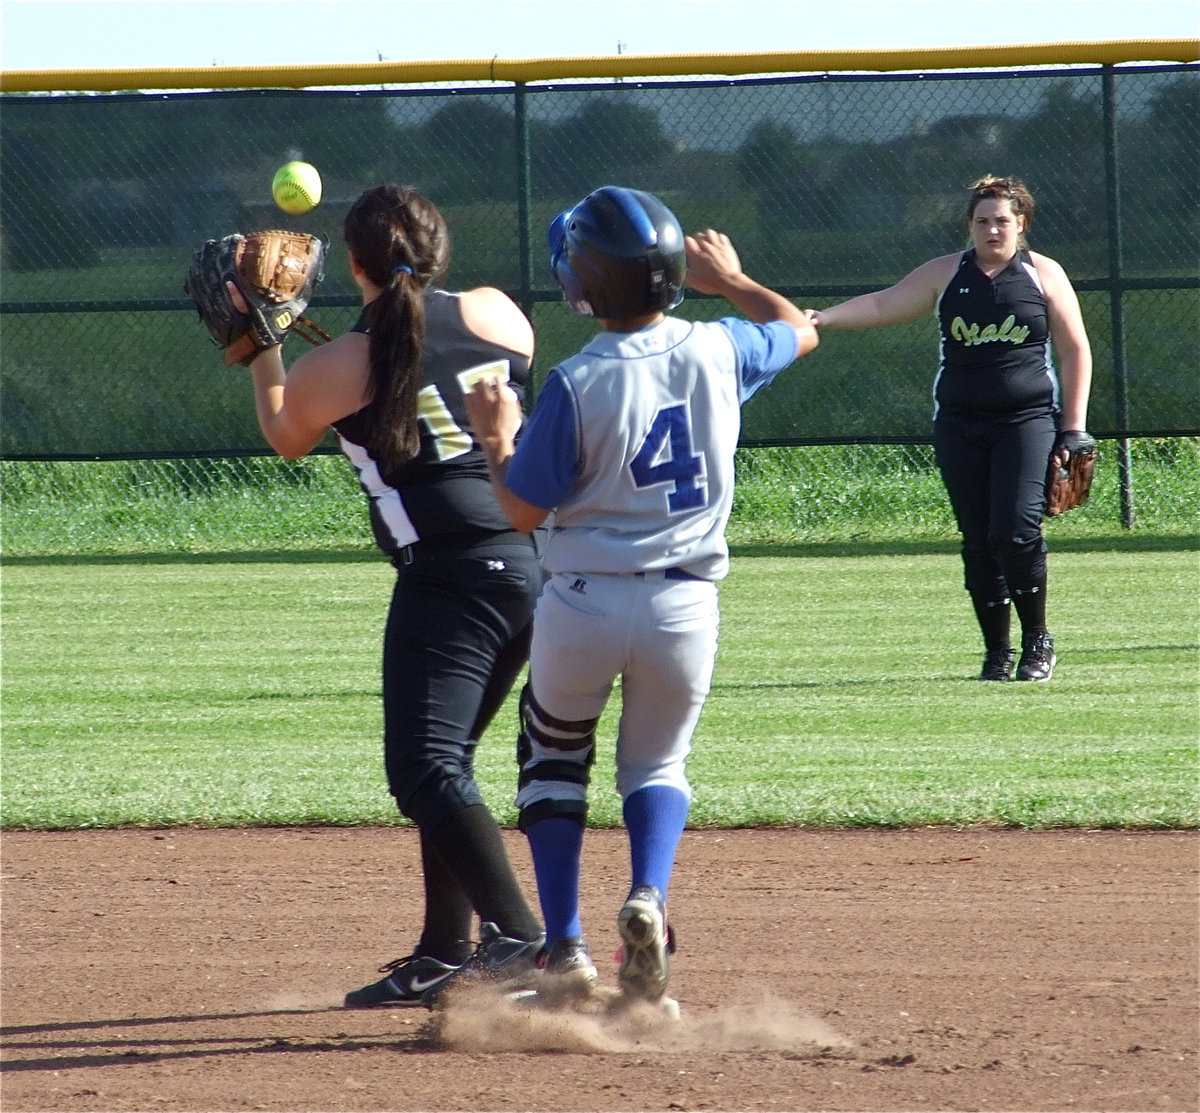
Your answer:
[236,184,545,1005]
[808,177,1094,681]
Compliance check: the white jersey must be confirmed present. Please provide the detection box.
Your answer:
[548,317,740,579]
[508,312,798,820]
[508,315,796,582]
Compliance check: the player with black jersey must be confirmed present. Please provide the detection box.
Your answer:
[235,184,545,1007]
[809,176,1094,681]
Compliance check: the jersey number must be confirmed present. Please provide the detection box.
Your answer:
[630,403,706,512]
[417,360,511,462]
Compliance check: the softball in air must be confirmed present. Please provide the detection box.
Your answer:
[271,161,322,215]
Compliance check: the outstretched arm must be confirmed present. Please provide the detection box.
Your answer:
[811,254,958,330]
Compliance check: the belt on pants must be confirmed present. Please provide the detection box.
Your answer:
[394,530,535,567]
[633,567,709,583]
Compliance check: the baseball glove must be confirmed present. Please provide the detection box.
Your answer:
[1045,430,1097,517]
[184,230,329,366]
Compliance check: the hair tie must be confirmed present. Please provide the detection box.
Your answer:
[391,264,414,276]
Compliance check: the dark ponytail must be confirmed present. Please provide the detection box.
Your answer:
[342,185,451,465]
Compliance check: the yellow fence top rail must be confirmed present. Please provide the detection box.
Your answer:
[2,39,1197,93]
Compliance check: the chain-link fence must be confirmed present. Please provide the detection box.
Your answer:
[3,434,1195,557]
[2,58,1197,552]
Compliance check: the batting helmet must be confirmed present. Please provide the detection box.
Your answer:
[548,186,686,319]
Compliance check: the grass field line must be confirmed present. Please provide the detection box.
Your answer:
[1,545,1197,830]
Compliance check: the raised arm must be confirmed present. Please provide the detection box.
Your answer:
[245,337,370,459]
[685,229,818,357]
[226,272,368,460]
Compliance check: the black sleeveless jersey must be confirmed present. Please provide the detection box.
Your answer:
[331,289,531,555]
[934,248,1058,418]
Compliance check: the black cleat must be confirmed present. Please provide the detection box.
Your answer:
[421,922,544,1004]
[343,952,461,1008]
[1016,632,1056,681]
[979,648,1016,681]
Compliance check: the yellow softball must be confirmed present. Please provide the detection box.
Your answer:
[271,161,322,215]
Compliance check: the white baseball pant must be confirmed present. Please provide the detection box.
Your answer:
[515,570,719,815]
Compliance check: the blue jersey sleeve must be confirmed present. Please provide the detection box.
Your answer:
[718,318,800,402]
[506,369,579,509]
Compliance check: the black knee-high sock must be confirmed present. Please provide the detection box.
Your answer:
[1011,576,1049,638]
[425,804,542,943]
[971,595,1012,651]
[416,827,475,964]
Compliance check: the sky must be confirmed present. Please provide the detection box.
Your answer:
[1,0,1197,72]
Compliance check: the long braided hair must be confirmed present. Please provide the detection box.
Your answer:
[342,185,451,465]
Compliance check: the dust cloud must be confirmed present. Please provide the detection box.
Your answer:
[435,984,851,1055]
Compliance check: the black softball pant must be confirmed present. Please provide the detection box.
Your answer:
[380,536,543,831]
[933,408,1057,604]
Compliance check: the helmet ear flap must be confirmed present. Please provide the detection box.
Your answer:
[645,243,685,312]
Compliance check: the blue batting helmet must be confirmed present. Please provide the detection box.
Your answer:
[548,186,686,319]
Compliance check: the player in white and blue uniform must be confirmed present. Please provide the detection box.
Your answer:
[465,187,819,1005]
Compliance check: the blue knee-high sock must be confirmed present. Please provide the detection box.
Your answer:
[524,816,585,945]
[623,785,689,901]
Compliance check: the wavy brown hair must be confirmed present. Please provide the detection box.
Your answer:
[965,176,1035,248]
[342,185,451,465]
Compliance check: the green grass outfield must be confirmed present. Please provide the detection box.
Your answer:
[2,539,1196,831]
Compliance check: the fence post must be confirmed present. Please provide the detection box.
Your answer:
[1102,64,1136,529]
[513,82,536,408]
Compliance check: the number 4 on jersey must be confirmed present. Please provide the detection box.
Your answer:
[629,403,707,512]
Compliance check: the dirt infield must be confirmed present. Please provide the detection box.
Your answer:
[1,827,1196,1112]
